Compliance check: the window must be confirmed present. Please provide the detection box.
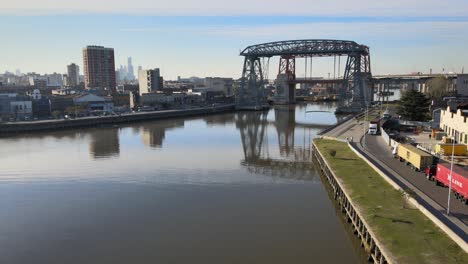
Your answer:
[465,135,467,144]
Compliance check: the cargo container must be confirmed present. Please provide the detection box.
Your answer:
[435,143,467,156]
[393,143,434,171]
[427,163,468,204]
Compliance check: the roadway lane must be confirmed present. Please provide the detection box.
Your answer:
[365,134,468,226]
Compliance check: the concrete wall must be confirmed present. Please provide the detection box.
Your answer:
[0,105,235,134]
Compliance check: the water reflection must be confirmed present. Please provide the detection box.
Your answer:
[232,105,327,180]
[0,103,361,264]
[89,128,120,159]
[141,119,185,148]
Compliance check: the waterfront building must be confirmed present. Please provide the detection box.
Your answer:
[138,68,163,95]
[73,94,114,113]
[67,63,80,87]
[82,45,116,93]
[203,77,234,96]
[0,93,33,120]
[440,103,468,144]
[32,98,52,118]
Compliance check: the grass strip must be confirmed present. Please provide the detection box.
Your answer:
[315,138,468,264]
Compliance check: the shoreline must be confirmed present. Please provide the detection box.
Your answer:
[313,138,468,263]
[0,104,236,135]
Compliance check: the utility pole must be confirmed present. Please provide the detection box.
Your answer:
[447,136,456,215]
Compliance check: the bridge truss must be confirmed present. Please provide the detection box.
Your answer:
[237,39,372,110]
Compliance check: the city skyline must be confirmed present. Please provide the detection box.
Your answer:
[1,1,468,79]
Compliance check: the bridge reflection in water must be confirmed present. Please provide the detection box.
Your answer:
[235,105,334,181]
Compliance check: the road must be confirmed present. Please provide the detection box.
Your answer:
[322,109,468,241]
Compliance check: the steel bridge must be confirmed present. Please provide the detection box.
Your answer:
[237,39,372,111]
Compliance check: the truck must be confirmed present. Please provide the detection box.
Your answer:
[368,118,381,135]
[426,163,468,204]
[368,123,378,135]
[393,143,435,171]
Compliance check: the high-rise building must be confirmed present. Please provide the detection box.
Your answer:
[138,68,163,95]
[82,45,116,93]
[127,57,135,80]
[67,63,80,87]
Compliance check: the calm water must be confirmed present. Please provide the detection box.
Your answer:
[0,103,360,264]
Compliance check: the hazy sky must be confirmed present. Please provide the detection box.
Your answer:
[1,0,468,79]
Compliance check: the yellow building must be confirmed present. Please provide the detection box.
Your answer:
[440,106,468,145]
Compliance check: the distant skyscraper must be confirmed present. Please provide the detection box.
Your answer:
[67,63,80,87]
[139,68,163,95]
[82,45,116,93]
[127,57,135,80]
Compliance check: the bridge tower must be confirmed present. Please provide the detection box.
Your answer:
[274,56,297,104]
[343,53,372,109]
[236,57,268,110]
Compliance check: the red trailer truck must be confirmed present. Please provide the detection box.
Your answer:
[426,163,468,204]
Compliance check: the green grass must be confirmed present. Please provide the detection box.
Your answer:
[315,139,468,264]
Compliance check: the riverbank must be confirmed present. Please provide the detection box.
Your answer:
[0,104,235,135]
[314,138,468,263]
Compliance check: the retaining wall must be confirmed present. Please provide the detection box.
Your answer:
[312,141,392,264]
[0,105,235,134]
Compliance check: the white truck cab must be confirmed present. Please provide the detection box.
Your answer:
[368,123,378,135]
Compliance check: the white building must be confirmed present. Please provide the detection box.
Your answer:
[203,77,234,96]
[139,68,163,95]
[440,105,468,144]
[46,73,63,87]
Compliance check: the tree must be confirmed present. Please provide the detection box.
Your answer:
[426,76,450,98]
[396,89,431,121]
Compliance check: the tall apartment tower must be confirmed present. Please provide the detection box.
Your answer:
[67,63,80,87]
[138,68,163,95]
[82,45,116,93]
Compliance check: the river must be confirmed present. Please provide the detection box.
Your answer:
[0,103,362,263]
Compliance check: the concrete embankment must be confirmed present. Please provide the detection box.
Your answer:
[0,104,235,134]
[313,138,468,264]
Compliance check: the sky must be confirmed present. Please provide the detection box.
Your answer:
[1,0,468,80]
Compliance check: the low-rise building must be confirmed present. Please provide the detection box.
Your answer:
[0,93,32,120]
[457,74,468,97]
[440,104,468,144]
[203,77,234,96]
[74,94,114,113]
